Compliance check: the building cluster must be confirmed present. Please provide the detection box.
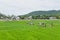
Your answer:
[0,15,57,21]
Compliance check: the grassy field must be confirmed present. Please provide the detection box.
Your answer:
[0,20,60,40]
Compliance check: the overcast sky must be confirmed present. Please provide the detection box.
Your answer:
[0,0,60,16]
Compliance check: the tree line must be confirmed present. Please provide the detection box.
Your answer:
[0,12,60,20]
[18,15,60,19]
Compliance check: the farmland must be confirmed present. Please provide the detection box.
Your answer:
[0,20,60,40]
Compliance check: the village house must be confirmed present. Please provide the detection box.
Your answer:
[28,16,32,19]
[49,17,57,20]
[24,16,32,20]
[11,16,20,21]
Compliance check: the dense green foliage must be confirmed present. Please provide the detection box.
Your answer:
[0,20,60,40]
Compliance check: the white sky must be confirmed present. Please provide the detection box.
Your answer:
[0,0,60,16]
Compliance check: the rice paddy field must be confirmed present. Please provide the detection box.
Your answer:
[0,20,60,40]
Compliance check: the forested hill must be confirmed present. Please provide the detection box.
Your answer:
[25,10,60,16]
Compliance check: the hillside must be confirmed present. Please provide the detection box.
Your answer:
[25,10,60,16]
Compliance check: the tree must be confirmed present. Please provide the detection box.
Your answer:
[0,13,7,19]
[18,15,25,19]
